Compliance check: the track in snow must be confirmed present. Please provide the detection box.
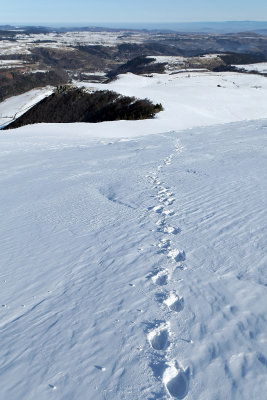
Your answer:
[145,139,190,399]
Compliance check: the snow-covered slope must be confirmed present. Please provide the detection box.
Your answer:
[234,63,267,74]
[2,70,267,136]
[0,72,267,399]
[77,70,267,136]
[0,87,53,128]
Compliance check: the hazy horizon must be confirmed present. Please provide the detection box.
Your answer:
[1,20,267,34]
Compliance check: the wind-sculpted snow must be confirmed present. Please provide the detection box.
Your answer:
[0,118,267,399]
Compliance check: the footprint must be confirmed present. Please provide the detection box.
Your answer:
[168,249,186,263]
[162,209,175,216]
[94,365,106,371]
[163,361,189,399]
[175,141,183,153]
[165,197,175,205]
[150,205,164,213]
[164,156,173,165]
[158,188,169,194]
[152,270,169,286]
[163,226,181,235]
[165,191,174,198]
[148,323,170,350]
[155,291,168,303]
[165,161,171,166]
[157,191,172,199]
[158,238,172,250]
[164,292,184,312]
[156,219,165,227]
[158,195,168,203]
[159,196,175,206]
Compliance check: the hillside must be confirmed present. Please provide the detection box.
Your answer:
[4,87,163,129]
[1,26,267,101]
[0,70,267,399]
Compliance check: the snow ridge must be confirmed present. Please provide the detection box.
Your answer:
[145,139,190,399]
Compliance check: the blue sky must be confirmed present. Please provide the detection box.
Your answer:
[2,0,267,25]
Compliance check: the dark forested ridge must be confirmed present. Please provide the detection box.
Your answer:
[4,87,163,129]
[0,69,68,103]
[106,56,166,80]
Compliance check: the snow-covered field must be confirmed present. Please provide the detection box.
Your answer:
[74,70,267,136]
[0,71,267,399]
[152,54,221,72]
[0,59,27,69]
[234,63,267,74]
[0,30,154,55]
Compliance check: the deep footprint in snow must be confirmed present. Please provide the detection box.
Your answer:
[168,249,186,263]
[155,291,168,303]
[156,219,165,228]
[158,196,168,203]
[158,188,170,195]
[150,205,164,213]
[163,225,181,235]
[162,209,175,216]
[164,292,184,312]
[152,270,170,286]
[165,197,175,205]
[94,365,106,372]
[164,155,173,165]
[158,238,172,251]
[158,189,173,197]
[163,361,189,399]
[148,323,170,350]
[159,197,175,206]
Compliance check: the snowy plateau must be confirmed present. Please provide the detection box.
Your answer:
[0,70,267,400]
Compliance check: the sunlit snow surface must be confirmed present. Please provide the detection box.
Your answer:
[0,72,267,399]
[0,87,53,128]
[0,31,155,55]
[234,63,267,74]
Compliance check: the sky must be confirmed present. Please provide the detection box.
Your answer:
[1,0,267,26]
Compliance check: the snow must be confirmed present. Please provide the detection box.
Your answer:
[0,64,26,69]
[0,87,53,128]
[0,59,27,65]
[0,71,267,399]
[234,63,267,74]
[0,40,32,55]
[26,69,49,74]
[200,53,224,59]
[73,70,267,137]
[81,71,107,76]
[153,56,186,65]
[0,31,157,55]
[152,55,221,64]
[151,55,222,73]
[0,59,27,69]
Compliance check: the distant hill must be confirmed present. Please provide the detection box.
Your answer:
[2,21,267,34]
[53,21,267,34]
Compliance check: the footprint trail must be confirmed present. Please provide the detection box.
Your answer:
[144,138,190,398]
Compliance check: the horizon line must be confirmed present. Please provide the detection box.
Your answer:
[1,20,267,25]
